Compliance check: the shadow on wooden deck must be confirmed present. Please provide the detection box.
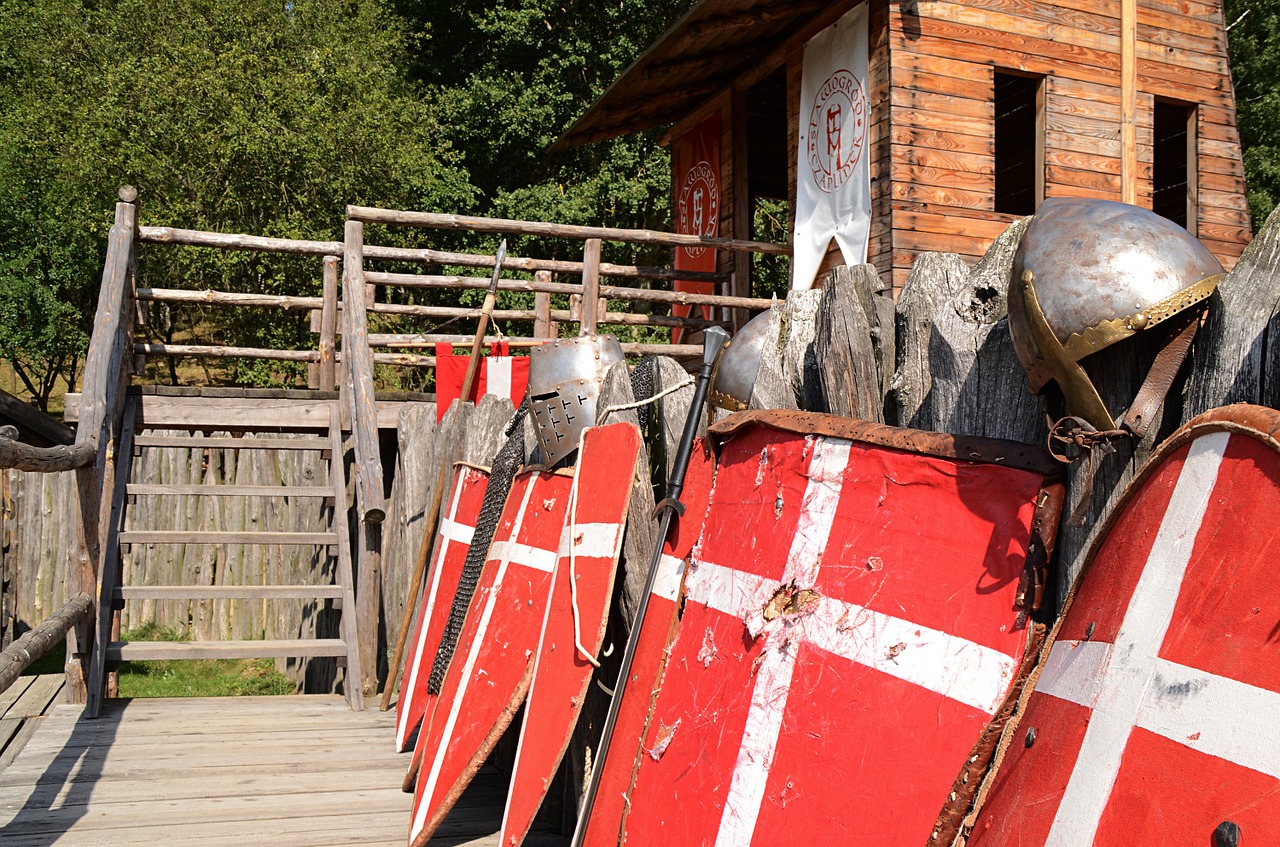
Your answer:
[0,690,568,847]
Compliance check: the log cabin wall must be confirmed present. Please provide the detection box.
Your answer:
[883,0,1250,290]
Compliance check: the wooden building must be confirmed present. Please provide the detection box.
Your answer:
[555,0,1252,292]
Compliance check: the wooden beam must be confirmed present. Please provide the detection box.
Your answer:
[65,393,413,430]
[580,239,602,336]
[138,226,341,257]
[688,0,828,38]
[0,388,74,446]
[363,245,728,283]
[1121,0,1138,204]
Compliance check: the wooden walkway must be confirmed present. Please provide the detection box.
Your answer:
[0,693,566,846]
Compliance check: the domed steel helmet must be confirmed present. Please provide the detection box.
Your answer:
[528,334,625,466]
[710,309,771,411]
[1009,198,1224,437]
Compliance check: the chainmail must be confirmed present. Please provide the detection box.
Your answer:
[426,402,527,694]
[629,355,656,433]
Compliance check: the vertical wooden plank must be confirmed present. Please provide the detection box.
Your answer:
[1121,0,1137,204]
[533,272,553,339]
[329,405,364,710]
[580,238,602,336]
[1187,105,1200,237]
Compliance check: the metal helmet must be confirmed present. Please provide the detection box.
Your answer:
[710,309,771,411]
[528,334,625,466]
[1009,197,1223,435]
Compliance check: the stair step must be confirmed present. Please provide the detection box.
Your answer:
[119,531,338,546]
[115,585,343,601]
[107,639,349,661]
[132,435,331,451]
[127,484,333,498]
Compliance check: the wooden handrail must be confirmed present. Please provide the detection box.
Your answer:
[346,206,792,255]
[0,593,93,695]
[0,437,95,472]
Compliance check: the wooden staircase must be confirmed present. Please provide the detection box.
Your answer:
[86,392,364,716]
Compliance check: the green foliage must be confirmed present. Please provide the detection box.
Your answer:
[115,622,294,698]
[1226,0,1280,229]
[0,0,473,392]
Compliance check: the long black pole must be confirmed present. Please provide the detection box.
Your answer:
[570,326,729,847]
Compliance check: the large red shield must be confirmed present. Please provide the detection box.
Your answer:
[579,438,717,847]
[395,464,490,753]
[622,411,1061,846]
[501,423,644,846]
[409,467,572,846]
[968,404,1280,846]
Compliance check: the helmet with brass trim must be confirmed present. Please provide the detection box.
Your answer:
[1008,198,1223,436]
[710,309,771,411]
[528,334,625,466]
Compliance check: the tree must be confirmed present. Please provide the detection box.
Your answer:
[1225,0,1280,229]
[0,0,475,400]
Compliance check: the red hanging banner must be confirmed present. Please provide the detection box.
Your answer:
[672,112,722,344]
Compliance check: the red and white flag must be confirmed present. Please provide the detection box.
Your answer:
[622,414,1055,845]
[969,406,1280,845]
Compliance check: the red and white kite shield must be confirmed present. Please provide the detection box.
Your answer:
[501,423,644,846]
[968,404,1280,846]
[409,468,572,846]
[394,464,490,753]
[579,438,717,847]
[622,411,1062,846]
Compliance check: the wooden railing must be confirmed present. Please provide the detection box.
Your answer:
[4,195,790,707]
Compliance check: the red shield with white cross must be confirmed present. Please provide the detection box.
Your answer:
[579,438,718,847]
[502,422,644,846]
[622,412,1060,846]
[409,467,573,846]
[395,464,490,753]
[968,404,1280,846]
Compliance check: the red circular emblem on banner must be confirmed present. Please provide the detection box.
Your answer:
[807,69,867,193]
[678,160,719,258]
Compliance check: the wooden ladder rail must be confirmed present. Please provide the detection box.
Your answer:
[86,401,364,710]
[85,398,138,719]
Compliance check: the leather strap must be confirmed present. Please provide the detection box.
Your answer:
[1121,310,1202,438]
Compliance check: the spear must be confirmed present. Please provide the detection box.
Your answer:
[570,325,729,844]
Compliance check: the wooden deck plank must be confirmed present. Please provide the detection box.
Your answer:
[0,694,564,847]
[107,639,348,660]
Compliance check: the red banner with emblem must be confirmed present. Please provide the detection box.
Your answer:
[672,112,721,344]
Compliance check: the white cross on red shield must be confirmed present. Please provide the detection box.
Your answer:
[395,464,489,753]
[968,404,1280,845]
[621,412,1061,846]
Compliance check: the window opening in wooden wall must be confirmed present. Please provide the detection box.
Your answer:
[994,72,1043,216]
[1153,99,1197,232]
[745,68,790,298]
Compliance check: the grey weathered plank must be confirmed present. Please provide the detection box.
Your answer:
[119,530,338,545]
[106,639,348,661]
[126,484,332,497]
[115,585,343,600]
[132,435,330,451]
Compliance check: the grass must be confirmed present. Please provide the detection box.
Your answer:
[21,623,295,698]
[115,622,295,698]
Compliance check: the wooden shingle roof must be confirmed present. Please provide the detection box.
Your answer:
[553,0,856,151]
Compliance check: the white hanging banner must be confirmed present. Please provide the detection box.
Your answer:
[792,3,871,290]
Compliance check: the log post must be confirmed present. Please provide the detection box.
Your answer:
[580,238,602,336]
[71,186,137,706]
[533,271,554,339]
[341,220,385,524]
[0,593,92,694]
[319,256,339,391]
